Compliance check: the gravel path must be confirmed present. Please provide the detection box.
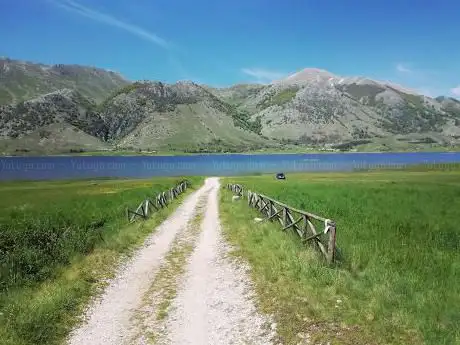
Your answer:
[67,180,212,345]
[67,177,275,345]
[162,177,275,345]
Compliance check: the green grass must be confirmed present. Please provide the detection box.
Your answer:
[44,144,460,156]
[0,176,204,345]
[259,87,299,110]
[220,168,460,345]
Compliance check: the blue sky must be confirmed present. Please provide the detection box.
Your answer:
[1,0,460,97]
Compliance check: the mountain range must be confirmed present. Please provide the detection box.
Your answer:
[1,58,459,155]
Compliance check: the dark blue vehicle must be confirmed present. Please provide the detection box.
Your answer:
[276,172,286,180]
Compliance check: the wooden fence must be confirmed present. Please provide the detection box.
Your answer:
[127,180,188,223]
[228,183,244,196]
[226,183,337,264]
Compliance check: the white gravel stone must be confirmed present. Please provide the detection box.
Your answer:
[163,177,275,345]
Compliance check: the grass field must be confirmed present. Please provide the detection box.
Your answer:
[0,176,203,345]
[220,167,460,345]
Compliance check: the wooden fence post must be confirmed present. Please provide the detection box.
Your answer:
[282,207,287,227]
[144,200,149,217]
[326,221,337,265]
[141,203,146,219]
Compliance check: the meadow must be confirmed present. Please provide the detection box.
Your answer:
[220,167,460,345]
[0,176,203,345]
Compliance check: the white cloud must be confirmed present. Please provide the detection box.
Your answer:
[49,0,168,48]
[396,63,412,73]
[241,68,286,83]
[450,85,460,97]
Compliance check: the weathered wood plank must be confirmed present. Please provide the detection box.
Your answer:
[326,221,337,265]
[306,218,328,257]
[144,200,149,217]
[303,232,323,242]
[282,216,303,231]
[147,199,159,211]
[271,204,284,226]
[128,209,145,222]
[257,193,327,222]
[285,211,304,237]
[306,219,317,236]
[254,195,260,208]
[267,208,283,221]
[260,198,270,213]
[258,196,264,211]
[134,201,144,216]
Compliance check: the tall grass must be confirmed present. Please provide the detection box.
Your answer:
[0,177,203,345]
[220,170,460,345]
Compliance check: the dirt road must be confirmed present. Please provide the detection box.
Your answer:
[68,177,275,345]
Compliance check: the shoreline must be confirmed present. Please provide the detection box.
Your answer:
[2,148,460,158]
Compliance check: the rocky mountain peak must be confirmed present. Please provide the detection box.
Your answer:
[276,68,337,85]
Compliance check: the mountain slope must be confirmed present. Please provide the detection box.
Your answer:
[0,89,107,140]
[1,59,459,154]
[0,81,275,154]
[99,81,271,151]
[437,96,460,117]
[0,58,129,105]
[205,84,265,106]
[0,123,109,155]
[230,69,460,147]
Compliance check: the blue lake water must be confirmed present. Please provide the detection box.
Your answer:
[0,152,460,181]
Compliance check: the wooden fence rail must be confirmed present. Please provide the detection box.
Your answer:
[228,183,244,196]
[226,183,337,264]
[127,180,188,223]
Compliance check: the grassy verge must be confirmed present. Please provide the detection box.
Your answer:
[0,176,204,345]
[219,168,460,345]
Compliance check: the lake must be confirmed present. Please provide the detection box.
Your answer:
[1,152,460,181]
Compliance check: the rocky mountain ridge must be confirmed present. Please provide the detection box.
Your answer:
[1,58,459,154]
[0,76,270,154]
[0,58,128,105]
[228,69,460,147]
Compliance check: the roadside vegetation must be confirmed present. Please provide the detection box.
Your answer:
[220,167,460,345]
[0,176,203,345]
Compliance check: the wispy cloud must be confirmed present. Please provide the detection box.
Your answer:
[241,68,287,83]
[391,63,453,97]
[396,63,412,73]
[450,86,460,97]
[49,0,168,48]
